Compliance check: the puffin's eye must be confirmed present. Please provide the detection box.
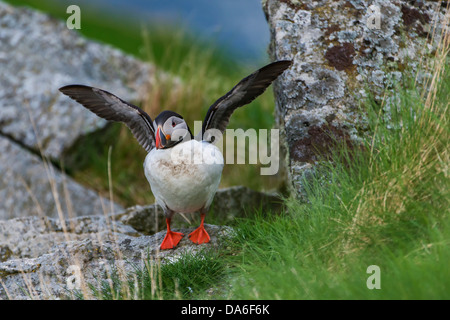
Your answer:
[172,121,176,127]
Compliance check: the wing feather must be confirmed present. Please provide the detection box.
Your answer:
[201,60,292,140]
[59,85,155,152]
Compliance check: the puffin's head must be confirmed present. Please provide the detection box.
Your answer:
[153,110,192,149]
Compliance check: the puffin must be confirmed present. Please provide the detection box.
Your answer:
[59,60,291,250]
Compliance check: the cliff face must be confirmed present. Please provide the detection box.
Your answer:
[263,0,447,198]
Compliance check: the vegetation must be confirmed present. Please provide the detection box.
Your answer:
[80,250,229,300]
[5,0,449,300]
[228,43,449,298]
[106,55,448,300]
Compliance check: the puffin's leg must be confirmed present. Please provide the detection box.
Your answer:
[188,209,210,245]
[160,214,184,250]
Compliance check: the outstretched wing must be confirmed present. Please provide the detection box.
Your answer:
[59,85,155,152]
[201,60,292,140]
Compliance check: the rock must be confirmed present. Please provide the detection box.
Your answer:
[263,0,447,198]
[0,136,122,219]
[210,186,283,222]
[116,204,163,235]
[0,209,232,300]
[116,186,283,234]
[0,1,155,159]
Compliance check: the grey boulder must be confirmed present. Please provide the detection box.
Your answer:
[0,135,123,219]
[0,1,155,159]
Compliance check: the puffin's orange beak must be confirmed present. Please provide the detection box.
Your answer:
[155,127,170,149]
[155,127,162,149]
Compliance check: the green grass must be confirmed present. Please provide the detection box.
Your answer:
[81,249,229,300]
[222,53,449,299]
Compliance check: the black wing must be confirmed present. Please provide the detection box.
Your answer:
[59,85,155,152]
[201,60,292,140]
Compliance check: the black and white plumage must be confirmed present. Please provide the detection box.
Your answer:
[59,60,292,249]
[202,60,292,139]
[59,85,156,152]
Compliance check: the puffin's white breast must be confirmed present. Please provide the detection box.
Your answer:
[144,140,224,213]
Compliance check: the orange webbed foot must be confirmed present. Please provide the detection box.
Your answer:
[160,217,184,250]
[188,224,210,245]
[160,230,184,250]
[189,213,210,245]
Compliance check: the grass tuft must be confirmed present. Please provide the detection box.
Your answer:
[225,42,449,299]
[81,249,228,300]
